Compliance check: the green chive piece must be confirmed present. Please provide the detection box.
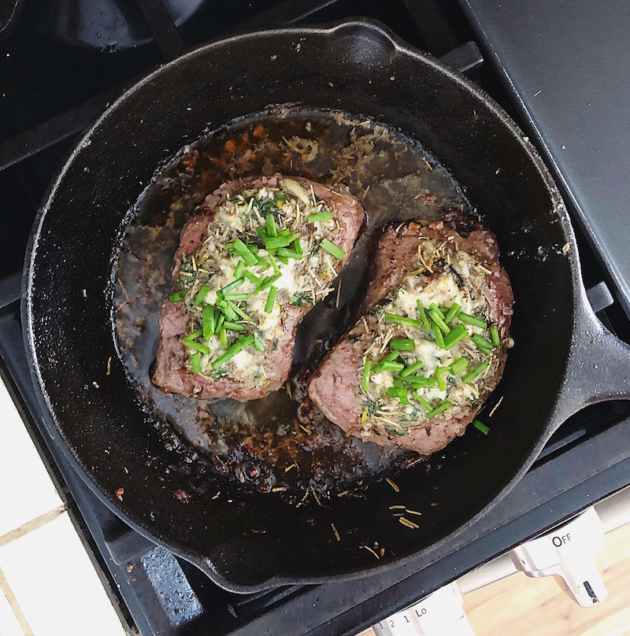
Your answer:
[276,253,289,265]
[253,336,265,352]
[227,300,250,321]
[426,400,452,419]
[264,233,296,251]
[219,327,228,348]
[416,301,431,331]
[459,312,488,329]
[233,260,245,279]
[223,321,245,332]
[224,293,249,301]
[211,335,254,369]
[191,353,202,374]
[361,360,372,392]
[169,290,186,303]
[436,367,448,391]
[293,238,303,257]
[429,304,451,334]
[246,244,260,254]
[472,334,493,353]
[220,278,245,295]
[182,329,202,343]
[400,360,424,377]
[202,305,215,340]
[474,420,490,435]
[374,351,400,373]
[385,313,421,328]
[183,340,211,355]
[278,228,292,237]
[413,392,433,410]
[380,361,405,372]
[449,357,469,375]
[491,325,501,347]
[277,247,302,260]
[462,361,490,383]
[243,270,262,286]
[232,239,257,266]
[265,286,278,313]
[255,255,271,270]
[307,211,334,223]
[432,321,445,348]
[320,238,346,260]
[386,386,409,405]
[444,303,461,324]
[268,252,280,274]
[215,314,225,333]
[405,376,437,388]
[443,324,468,349]
[258,272,282,292]
[390,338,415,351]
[217,300,237,321]
[266,213,278,237]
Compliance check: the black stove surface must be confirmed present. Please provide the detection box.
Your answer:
[2,1,630,634]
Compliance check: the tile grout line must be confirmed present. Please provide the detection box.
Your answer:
[0,565,33,636]
[0,505,66,549]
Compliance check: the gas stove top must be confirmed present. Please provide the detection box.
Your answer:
[2,1,630,634]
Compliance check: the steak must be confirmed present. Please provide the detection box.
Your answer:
[153,174,364,401]
[308,219,514,455]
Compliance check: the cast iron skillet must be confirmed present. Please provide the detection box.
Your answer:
[23,19,630,592]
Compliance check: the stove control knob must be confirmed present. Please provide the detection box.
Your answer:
[510,507,607,607]
[373,581,475,636]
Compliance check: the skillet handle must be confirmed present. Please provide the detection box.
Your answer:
[553,291,630,429]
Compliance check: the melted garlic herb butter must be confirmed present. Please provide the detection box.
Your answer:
[176,179,345,385]
[360,238,503,437]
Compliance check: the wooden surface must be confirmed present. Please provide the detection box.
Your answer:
[361,522,630,635]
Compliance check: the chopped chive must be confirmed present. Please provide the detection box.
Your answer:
[393,379,405,389]
[279,228,292,237]
[490,325,501,347]
[435,367,448,391]
[429,304,451,334]
[265,286,278,313]
[472,334,493,353]
[416,301,431,331]
[215,314,225,333]
[268,252,280,274]
[169,290,186,303]
[223,321,245,332]
[182,329,202,343]
[426,400,452,419]
[225,293,249,301]
[361,360,372,392]
[219,327,228,348]
[474,420,490,435]
[449,357,469,375]
[220,278,245,295]
[233,259,245,279]
[227,300,250,321]
[202,305,215,340]
[391,338,415,351]
[243,270,262,286]
[231,239,257,266]
[462,361,490,383]
[217,300,237,321]
[380,361,405,372]
[253,336,265,352]
[385,313,421,328]
[405,376,437,388]
[374,351,400,372]
[444,303,461,324]
[191,353,202,374]
[320,238,346,260]
[277,247,302,259]
[386,386,409,404]
[400,360,424,377]
[258,272,283,292]
[432,321,445,348]
[443,324,468,349]
[183,340,211,355]
[246,244,260,254]
[255,255,272,270]
[276,253,289,265]
[307,211,334,223]
[293,238,303,257]
[459,312,488,329]
[413,392,432,410]
[211,335,254,369]
[264,233,296,250]
[266,213,278,237]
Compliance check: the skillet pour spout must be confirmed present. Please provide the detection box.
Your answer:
[22,18,630,593]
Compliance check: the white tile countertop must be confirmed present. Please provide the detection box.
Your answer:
[0,378,128,636]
